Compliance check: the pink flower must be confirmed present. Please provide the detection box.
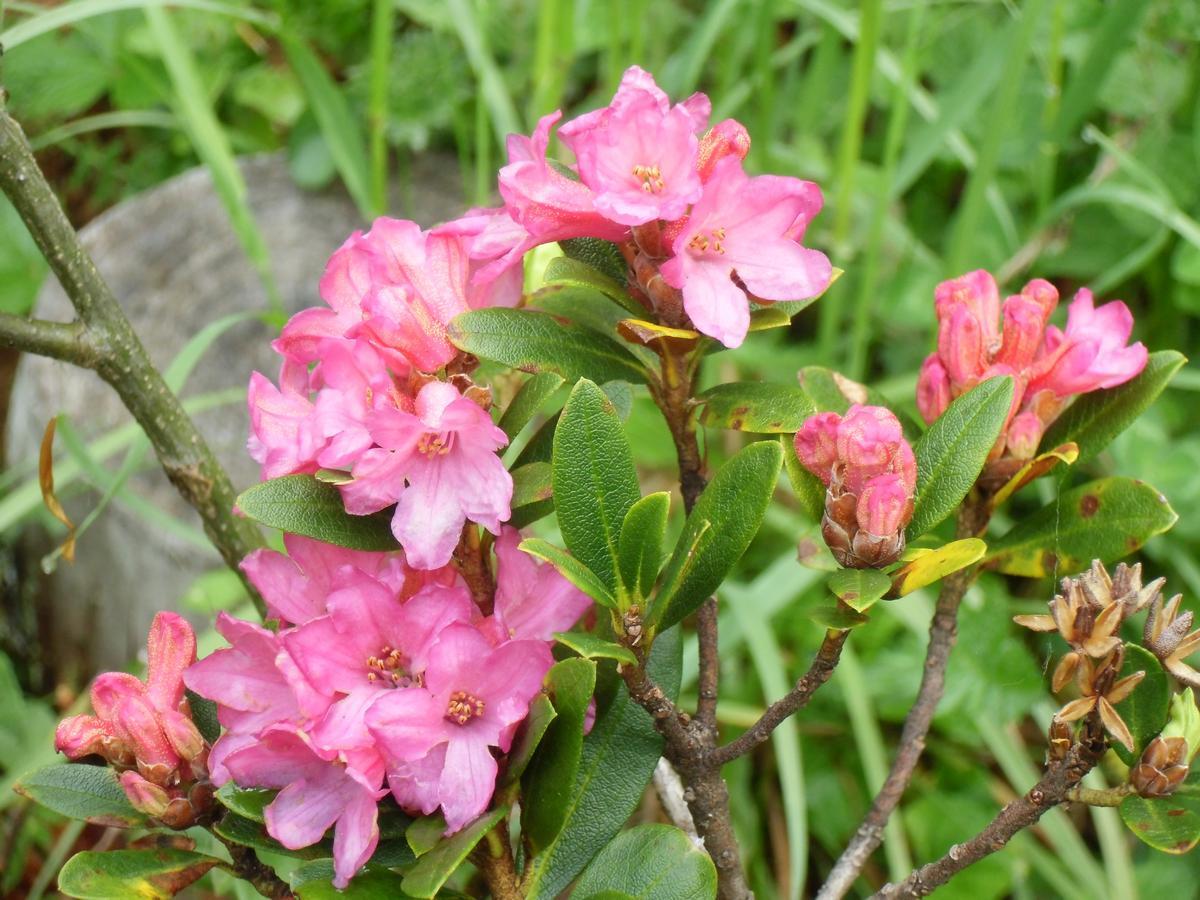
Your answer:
[222,725,386,889]
[696,119,751,183]
[659,156,831,348]
[793,411,842,485]
[342,381,512,570]
[856,474,911,536]
[246,367,323,480]
[309,341,403,471]
[835,405,913,495]
[916,354,952,424]
[1028,289,1148,396]
[487,527,591,642]
[431,207,531,294]
[366,623,553,831]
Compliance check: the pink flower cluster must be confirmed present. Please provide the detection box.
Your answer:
[917,270,1148,463]
[184,532,589,887]
[795,405,916,568]
[55,613,211,827]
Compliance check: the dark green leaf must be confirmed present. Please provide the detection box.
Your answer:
[449,309,648,385]
[781,434,825,522]
[215,783,275,823]
[58,849,218,899]
[559,237,628,283]
[552,379,642,591]
[214,812,327,860]
[293,861,416,899]
[696,382,815,433]
[618,492,670,600]
[555,632,639,666]
[524,627,682,899]
[984,477,1177,577]
[573,824,717,899]
[806,604,870,630]
[15,764,146,827]
[652,442,783,630]
[511,462,554,509]
[1041,350,1186,465]
[1120,766,1200,854]
[530,286,659,372]
[185,689,220,744]
[542,256,645,316]
[909,376,1014,538]
[1111,644,1172,765]
[236,475,397,551]
[401,807,507,898]
[500,694,556,788]
[827,568,891,613]
[523,658,598,851]
[520,539,617,608]
[499,372,564,440]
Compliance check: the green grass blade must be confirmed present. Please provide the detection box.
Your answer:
[445,0,520,146]
[368,0,396,217]
[29,110,177,151]
[530,0,574,125]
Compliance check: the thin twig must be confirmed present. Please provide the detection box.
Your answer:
[0,313,97,366]
[875,721,1107,898]
[695,597,720,730]
[711,626,850,767]
[0,98,266,611]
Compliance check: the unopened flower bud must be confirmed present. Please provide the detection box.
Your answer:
[159,708,205,763]
[697,119,751,182]
[120,772,171,817]
[1019,278,1058,320]
[1130,736,1189,798]
[995,295,1049,369]
[934,270,1001,338]
[856,474,910,536]
[938,305,988,386]
[794,412,842,484]
[1005,411,1043,460]
[55,715,112,761]
[837,405,903,474]
[916,354,951,424]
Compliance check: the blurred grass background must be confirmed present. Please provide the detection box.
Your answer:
[1,0,1199,897]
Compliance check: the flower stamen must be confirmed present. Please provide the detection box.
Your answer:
[446,690,485,725]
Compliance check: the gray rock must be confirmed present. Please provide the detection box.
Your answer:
[5,153,462,669]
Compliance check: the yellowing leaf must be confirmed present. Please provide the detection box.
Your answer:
[39,418,75,563]
[989,443,1078,508]
[890,538,987,597]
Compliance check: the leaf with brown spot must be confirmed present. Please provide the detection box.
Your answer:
[57,848,219,898]
[1121,765,1200,854]
[39,418,76,563]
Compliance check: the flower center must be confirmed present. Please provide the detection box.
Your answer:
[632,164,665,194]
[364,646,412,687]
[445,690,485,725]
[417,432,453,458]
[687,226,727,256]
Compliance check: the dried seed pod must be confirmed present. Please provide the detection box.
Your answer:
[1131,736,1189,798]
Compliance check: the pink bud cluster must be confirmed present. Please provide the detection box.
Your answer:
[181,531,589,888]
[794,405,917,568]
[55,613,212,827]
[916,270,1147,467]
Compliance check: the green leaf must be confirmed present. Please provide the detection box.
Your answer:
[500,694,557,789]
[555,632,639,666]
[15,764,146,827]
[552,379,642,591]
[499,373,565,440]
[543,256,644,316]
[573,824,717,899]
[401,807,507,898]
[909,376,1014,538]
[215,783,275,823]
[618,492,670,600]
[406,815,447,858]
[185,689,220,744]
[1120,766,1200,854]
[988,443,1079,508]
[237,475,397,551]
[827,568,891,613]
[523,658,598,851]
[781,434,826,522]
[1111,644,1171,766]
[449,309,648,385]
[520,539,617,609]
[984,477,1177,577]
[524,627,682,899]
[696,382,815,433]
[293,861,415,899]
[806,604,870,631]
[214,812,329,860]
[1041,350,1187,465]
[58,849,218,899]
[511,462,554,510]
[652,442,783,630]
[889,539,987,597]
[559,237,628,283]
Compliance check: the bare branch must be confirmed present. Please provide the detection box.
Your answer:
[695,597,720,729]
[0,313,97,367]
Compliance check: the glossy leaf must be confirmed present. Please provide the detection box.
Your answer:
[552,379,642,591]
[555,632,639,666]
[696,382,815,434]
[449,308,648,385]
[520,539,617,609]
[1111,644,1171,766]
[1120,766,1200,854]
[909,376,1014,538]
[573,824,717,899]
[401,807,507,898]
[781,434,826,522]
[984,477,1177,577]
[652,441,783,630]
[499,694,556,789]
[889,538,987,597]
[989,443,1079,508]
[511,461,554,509]
[618,492,670,600]
[15,764,146,827]
[215,812,328,860]
[293,861,414,899]
[523,658,598,851]
[215,783,274,823]
[236,475,397,551]
[543,255,644,315]
[405,815,447,858]
[827,568,892,613]
[524,627,682,898]
[1041,350,1186,465]
[499,372,564,440]
[58,849,218,899]
[806,604,869,631]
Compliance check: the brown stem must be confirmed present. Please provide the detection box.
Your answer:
[875,722,1107,898]
[218,837,293,898]
[711,626,850,767]
[695,597,720,730]
[478,823,522,900]
[0,99,266,612]
[818,503,989,900]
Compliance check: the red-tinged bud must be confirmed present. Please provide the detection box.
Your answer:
[794,411,842,484]
[697,119,751,182]
[938,305,987,386]
[837,405,903,473]
[995,295,1048,369]
[120,772,171,817]
[934,269,1000,343]
[1005,410,1043,460]
[1019,277,1058,320]
[916,354,951,425]
[55,715,113,761]
[159,708,205,763]
[145,612,197,713]
[856,473,911,536]
[111,692,180,779]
